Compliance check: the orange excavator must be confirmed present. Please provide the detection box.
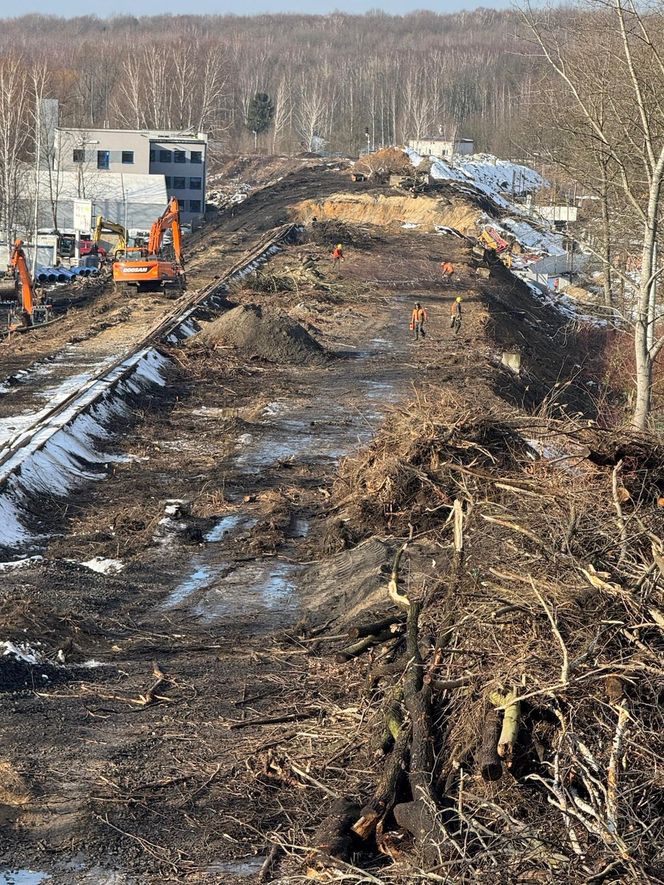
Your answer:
[1,240,52,335]
[112,197,186,293]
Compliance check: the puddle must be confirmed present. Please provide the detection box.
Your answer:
[237,436,311,469]
[164,564,221,608]
[166,557,298,621]
[205,514,257,542]
[194,560,298,622]
[289,517,310,538]
[0,872,50,885]
[206,856,265,877]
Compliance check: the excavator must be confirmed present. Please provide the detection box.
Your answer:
[1,239,52,333]
[92,216,128,257]
[478,228,513,269]
[112,197,185,293]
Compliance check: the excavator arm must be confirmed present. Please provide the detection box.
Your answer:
[147,198,184,267]
[10,239,34,320]
[94,216,128,253]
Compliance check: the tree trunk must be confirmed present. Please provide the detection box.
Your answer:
[599,158,612,309]
[633,316,652,431]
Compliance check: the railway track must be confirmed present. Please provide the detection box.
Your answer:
[0,223,297,549]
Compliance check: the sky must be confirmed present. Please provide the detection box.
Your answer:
[0,0,511,16]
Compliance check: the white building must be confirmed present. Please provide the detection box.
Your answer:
[19,169,168,234]
[408,136,474,159]
[54,127,208,226]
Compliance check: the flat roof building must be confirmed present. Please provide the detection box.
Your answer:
[15,168,168,243]
[54,127,208,226]
[407,136,474,159]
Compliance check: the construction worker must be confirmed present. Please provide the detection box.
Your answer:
[332,243,344,262]
[441,260,455,279]
[411,302,427,341]
[450,296,462,334]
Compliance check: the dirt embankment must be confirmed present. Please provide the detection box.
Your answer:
[291,191,482,234]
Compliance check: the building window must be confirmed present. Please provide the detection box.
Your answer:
[190,150,202,164]
[73,149,85,163]
[97,150,110,170]
[122,150,134,165]
[173,176,186,190]
[164,177,172,188]
[150,149,156,162]
[189,177,202,190]
[174,150,186,164]
[159,149,172,163]
[189,200,201,213]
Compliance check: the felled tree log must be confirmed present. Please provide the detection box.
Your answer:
[393,600,444,857]
[352,721,412,840]
[479,708,503,781]
[311,798,362,860]
[335,627,399,663]
[348,615,405,640]
[371,683,404,753]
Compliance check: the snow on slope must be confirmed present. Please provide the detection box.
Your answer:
[406,148,544,210]
[498,218,566,257]
[406,148,565,258]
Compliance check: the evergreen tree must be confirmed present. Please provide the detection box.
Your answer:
[246,92,274,146]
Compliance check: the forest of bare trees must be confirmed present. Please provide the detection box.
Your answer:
[0,10,539,157]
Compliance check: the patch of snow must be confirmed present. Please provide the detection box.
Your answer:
[1,641,42,664]
[0,556,43,571]
[82,557,124,575]
[406,148,545,212]
[499,218,565,256]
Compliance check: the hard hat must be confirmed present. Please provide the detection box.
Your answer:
[456,296,462,302]
[336,243,342,249]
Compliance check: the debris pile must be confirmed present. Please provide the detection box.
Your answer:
[353,147,413,179]
[197,303,329,366]
[306,389,664,882]
[307,219,377,250]
[238,255,332,295]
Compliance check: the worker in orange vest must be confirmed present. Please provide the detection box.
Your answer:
[441,260,455,279]
[410,302,428,340]
[332,243,344,262]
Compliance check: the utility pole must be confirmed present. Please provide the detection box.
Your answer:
[31,98,42,279]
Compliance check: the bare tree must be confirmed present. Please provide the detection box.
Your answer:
[0,54,30,255]
[271,76,292,154]
[523,0,664,429]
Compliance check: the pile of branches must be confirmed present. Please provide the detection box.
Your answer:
[307,389,664,883]
[354,147,414,179]
[307,219,377,251]
[237,261,333,295]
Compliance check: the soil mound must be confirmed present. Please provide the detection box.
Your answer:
[198,304,329,366]
[293,192,481,234]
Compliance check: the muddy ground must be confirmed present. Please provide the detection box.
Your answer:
[0,181,606,883]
